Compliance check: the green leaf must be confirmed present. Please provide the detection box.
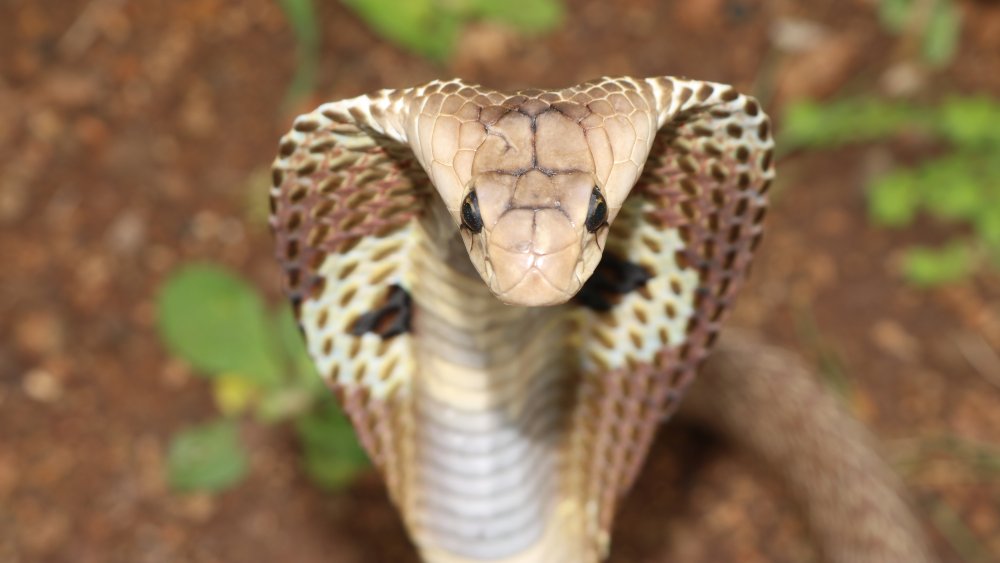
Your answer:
[877,0,960,67]
[278,0,320,105]
[279,0,319,47]
[914,152,1000,226]
[343,0,460,61]
[901,243,973,286]
[878,0,913,33]
[975,206,1000,254]
[469,0,564,33]
[157,264,283,387]
[911,154,971,221]
[168,419,249,492]
[869,171,919,227]
[296,400,369,490]
[342,0,563,61]
[923,175,981,222]
[781,98,923,149]
[263,307,327,423]
[922,0,960,68]
[938,97,1000,148]
[275,305,321,390]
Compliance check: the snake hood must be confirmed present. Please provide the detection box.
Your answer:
[271,76,778,562]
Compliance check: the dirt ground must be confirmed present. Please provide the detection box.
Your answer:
[2,0,1000,561]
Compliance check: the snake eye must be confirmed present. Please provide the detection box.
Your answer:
[461,190,484,233]
[585,186,608,232]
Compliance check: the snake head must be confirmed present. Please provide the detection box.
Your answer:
[457,170,611,307]
[409,91,649,307]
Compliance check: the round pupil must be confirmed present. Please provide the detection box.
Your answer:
[585,187,608,232]
[462,191,484,233]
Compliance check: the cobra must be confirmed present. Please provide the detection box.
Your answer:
[270,77,933,562]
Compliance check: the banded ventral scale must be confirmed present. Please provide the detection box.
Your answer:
[270,76,770,561]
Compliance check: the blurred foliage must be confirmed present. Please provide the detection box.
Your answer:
[783,96,1000,286]
[277,0,320,105]
[157,264,368,493]
[168,419,249,492]
[782,99,924,148]
[274,0,564,100]
[901,243,973,286]
[159,265,283,387]
[297,401,372,490]
[878,0,961,67]
[784,97,1000,148]
[342,0,564,61]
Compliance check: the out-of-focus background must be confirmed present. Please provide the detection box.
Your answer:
[2,0,999,561]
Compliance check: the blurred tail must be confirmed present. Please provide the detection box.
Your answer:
[680,331,936,563]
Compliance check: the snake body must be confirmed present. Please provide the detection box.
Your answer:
[688,332,933,562]
[269,77,930,562]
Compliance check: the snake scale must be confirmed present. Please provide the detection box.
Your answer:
[269,76,934,562]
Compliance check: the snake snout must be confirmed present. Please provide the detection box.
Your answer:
[490,208,576,253]
[487,208,582,307]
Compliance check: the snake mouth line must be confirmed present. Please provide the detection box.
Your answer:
[497,273,574,306]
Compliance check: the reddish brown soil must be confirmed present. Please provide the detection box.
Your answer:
[2,0,999,562]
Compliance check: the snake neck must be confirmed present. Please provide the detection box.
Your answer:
[401,205,588,562]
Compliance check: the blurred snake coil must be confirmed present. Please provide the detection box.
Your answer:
[269,76,935,562]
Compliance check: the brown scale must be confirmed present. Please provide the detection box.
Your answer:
[271,118,431,315]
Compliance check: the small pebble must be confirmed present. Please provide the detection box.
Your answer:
[22,368,63,403]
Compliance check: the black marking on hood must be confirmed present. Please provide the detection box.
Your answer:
[351,284,413,339]
[574,252,653,311]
